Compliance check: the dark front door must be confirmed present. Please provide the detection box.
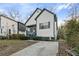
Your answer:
[9,29,11,35]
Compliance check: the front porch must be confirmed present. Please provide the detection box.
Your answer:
[26,25,36,37]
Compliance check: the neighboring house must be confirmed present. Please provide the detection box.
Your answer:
[25,8,58,40]
[0,15,26,37]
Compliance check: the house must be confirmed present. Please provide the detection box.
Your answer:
[25,8,58,40]
[0,15,26,37]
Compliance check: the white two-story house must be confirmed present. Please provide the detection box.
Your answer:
[25,8,58,40]
[0,15,26,37]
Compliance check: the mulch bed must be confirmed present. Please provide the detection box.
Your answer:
[57,39,72,56]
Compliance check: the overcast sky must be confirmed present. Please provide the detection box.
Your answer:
[0,3,79,26]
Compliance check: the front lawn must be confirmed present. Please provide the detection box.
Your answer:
[0,40,37,56]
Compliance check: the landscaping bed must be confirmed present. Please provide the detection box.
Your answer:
[0,40,37,56]
[57,39,79,56]
[57,39,73,56]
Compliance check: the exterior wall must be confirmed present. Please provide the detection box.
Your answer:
[25,9,41,26]
[0,16,18,36]
[36,10,55,37]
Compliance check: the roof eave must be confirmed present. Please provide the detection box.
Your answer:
[35,8,57,22]
[25,8,42,25]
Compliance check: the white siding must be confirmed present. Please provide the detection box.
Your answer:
[25,9,41,26]
[0,16,18,36]
[19,31,25,35]
[37,10,55,37]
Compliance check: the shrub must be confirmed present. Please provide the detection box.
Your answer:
[32,37,42,40]
[31,36,54,41]
[64,19,79,47]
[9,34,29,40]
[0,36,7,39]
[18,34,25,40]
[10,34,19,39]
[59,19,79,48]
[25,36,30,40]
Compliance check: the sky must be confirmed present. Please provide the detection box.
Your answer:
[0,3,79,26]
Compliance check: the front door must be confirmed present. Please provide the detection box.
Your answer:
[9,29,11,35]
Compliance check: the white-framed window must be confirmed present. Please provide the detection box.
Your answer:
[39,22,50,29]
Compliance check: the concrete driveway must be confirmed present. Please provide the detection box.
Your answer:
[11,41,58,56]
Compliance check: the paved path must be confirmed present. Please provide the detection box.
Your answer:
[11,41,58,56]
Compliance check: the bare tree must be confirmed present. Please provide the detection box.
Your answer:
[49,7,56,13]
[6,8,22,22]
[67,4,78,20]
[0,11,7,16]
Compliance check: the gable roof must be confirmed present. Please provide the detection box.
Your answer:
[0,15,18,23]
[35,8,57,22]
[18,22,25,26]
[0,15,25,25]
[25,8,42,24]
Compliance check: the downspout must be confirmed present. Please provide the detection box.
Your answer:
[17,22,19,35]
[0,16,1,35]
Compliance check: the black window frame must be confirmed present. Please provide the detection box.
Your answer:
[39,22,50,29]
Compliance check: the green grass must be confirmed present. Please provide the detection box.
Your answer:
[0,40,37,56]
[0,40,28,45]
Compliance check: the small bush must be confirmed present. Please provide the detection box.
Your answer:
[0,36,7,39]
[31,36,39,40]
[10,34,19,39]
[25,36,30,40]
[30,36,54,41]
[9,34,29,40]
[18,34,25,40]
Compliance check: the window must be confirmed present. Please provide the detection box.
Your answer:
[39,22,50,29]
[1,28,2,33]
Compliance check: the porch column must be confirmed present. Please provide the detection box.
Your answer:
[49,37,51,40]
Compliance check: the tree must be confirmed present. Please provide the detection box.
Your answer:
[58,4,79,48]
[6,8,22,22]
[65,19,79,47]
[67,4,79,20]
